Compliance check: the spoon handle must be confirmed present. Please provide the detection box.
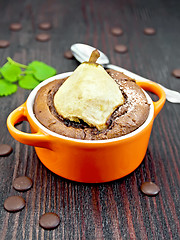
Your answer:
[106,64,180,103]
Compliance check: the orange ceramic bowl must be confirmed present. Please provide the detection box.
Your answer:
[7,72,166,183]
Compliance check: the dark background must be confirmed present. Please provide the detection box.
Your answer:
[0,0,180,239]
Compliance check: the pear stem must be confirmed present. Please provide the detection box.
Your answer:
[89,49,100,63]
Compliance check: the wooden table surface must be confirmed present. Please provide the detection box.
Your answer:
[0,0,180,239]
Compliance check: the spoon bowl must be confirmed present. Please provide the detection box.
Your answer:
[71,43,109,65]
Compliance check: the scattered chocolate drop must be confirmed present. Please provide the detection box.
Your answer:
[114,44,128,53]
[143,27,156,35]
[111,27,123,36]
[64,50,73,59]
[172,69,180,78]
[39,22,52,30]
[9,23,22,31]
[36,33,51,42]
[140,182,160,196]
[0,40,10,48]
[0,144,13,156]
[4,196,26,212]
[13,176,33,191]
[39,212,60,230]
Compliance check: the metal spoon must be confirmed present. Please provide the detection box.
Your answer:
[71,43,180,103]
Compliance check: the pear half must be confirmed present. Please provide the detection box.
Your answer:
[54,52,124,130]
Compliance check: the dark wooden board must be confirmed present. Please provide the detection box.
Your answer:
[0,0,180,239]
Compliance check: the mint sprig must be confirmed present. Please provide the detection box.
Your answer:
[0,57,57,96]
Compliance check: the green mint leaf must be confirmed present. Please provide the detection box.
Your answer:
[0,62,21,82]
[18,74,40,90]
[27,61,56,81]
[0,79,17,96]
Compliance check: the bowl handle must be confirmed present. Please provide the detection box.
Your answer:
[7,102,51,149]
[136,80,166,118]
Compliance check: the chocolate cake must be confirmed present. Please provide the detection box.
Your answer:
[33,69,150,140]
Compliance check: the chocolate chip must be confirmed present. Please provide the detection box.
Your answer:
[111,27,123,36]
[4,196,26,212]
[9,23,22,31]
[143,27,156,35]
[140,182,160,196]
[39,212,60,230]
[0,40,10,48]
[39,22,52,30]
[114,44,128,53]
[64,50,73,59]
[172,69,180,78]
[13,176,33,191]
[0,144,13,156]
[36,33,51,42]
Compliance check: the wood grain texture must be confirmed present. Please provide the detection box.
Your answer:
[0,0,180,239]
